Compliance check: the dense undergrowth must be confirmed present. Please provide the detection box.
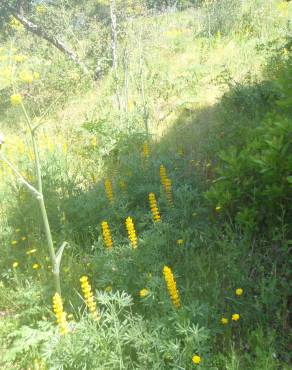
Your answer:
[0,0,291,369]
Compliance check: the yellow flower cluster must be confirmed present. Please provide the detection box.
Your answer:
[101,221,113,248]
[52,293,68,336]
[221,317,228,325]
[235,288,243,296]
[80,276,98,319]
[36,4,46,15]
[163,266,180,308]
[143,141,149,160]
[128,100,134,111]
[13,54,27,63]
[192,355,201,365]
[149,193,161,222]
[19,70,33,84]
[232,313,240,321]
[104,179,114,203]
[139,288,149,297]
[34,71,40,80]
[9,17,24,31]
[159,165,174,206]
[221,313,240,324]
[125,216,138,248]
[10,93,22,106]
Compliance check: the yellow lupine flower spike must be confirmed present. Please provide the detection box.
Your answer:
[101,221,113,248]
[143,141,149,160]
[125,217,138,248]
[80,276,98,319]
[104,178,114,203]
[159,164,167,187]
[163,266,181,308]
[149,193,161,222]
[52,293,68,335]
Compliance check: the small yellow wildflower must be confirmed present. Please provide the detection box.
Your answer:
[10,16,24,31]
[125,216,138,249]
[21,236,27,241]
[91,137,97,147]
[192,355,201,365]
[13,54,27,63]
[20,70,33,84]
[32,263,40,270]
[139,288,149,298]
[36,4,46,15]
[11,240,18,246]
[33,72,40,80]
[215,205,221,212]
[26,249,37,255]
[232,313,240,321]
[128,100,134,111]
[235,288,243,296]
[176,239,184,246]
[67,313,74,320]
[10,93,22,106]
[221,317,228,325]
[16,228,21,233]
[12,261,19,268]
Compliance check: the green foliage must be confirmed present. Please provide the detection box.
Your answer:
[42,291,210,369]
[206,57,292,234]
[0,1,292,369]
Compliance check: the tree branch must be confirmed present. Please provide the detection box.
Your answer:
[3,3,90,75]
[0,153,42,198]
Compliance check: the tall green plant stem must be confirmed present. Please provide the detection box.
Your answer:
[0,100,66,295]
[20,102,63,295]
